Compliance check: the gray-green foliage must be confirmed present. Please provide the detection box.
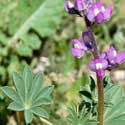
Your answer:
[104,78,125,125]
[1,66,54,124]
[71,76,125,125]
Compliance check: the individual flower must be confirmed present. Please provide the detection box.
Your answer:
[86,2,112,24]
[89,58,108,77]
[107,46,125,65]
[100,46,125,70]
[64,0,94,16]
[71,31,93,58]
[82,31,92,49]
[64,0,82,16]
[71,39,87,58]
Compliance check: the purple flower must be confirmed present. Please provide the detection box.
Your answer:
[64,0,94,16]
[82,31,92,49]
[100,46,125,70]
[64,0,82,16]
[65,0,73,12]
[71,39,87,58]
[107,46,125,65]
[89,58,108,77]
[86,2,112,24]
[71,31,93,58]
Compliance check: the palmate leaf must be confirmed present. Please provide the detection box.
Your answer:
[1,66,54,124]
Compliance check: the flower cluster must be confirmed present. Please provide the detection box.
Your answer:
[89,46,125,77]
[72,36,125,77]
[65,0,112,24]
[70,32,125,78]
[64,0,125,78]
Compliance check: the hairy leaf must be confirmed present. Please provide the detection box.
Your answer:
[2,66,53,124]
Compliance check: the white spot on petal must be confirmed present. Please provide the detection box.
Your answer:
[74,44,80,49]
[96,63,102,70]
[113,50,117,57]
[94,8,100,16]
[69,1,74,8]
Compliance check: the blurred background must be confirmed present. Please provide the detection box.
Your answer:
[0,0,125,124]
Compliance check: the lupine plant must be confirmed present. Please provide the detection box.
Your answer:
[65,0,125,125]
[1,0,125,125]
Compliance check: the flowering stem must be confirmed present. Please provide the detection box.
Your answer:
[84,16,104,125]
[97,77,104,125]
